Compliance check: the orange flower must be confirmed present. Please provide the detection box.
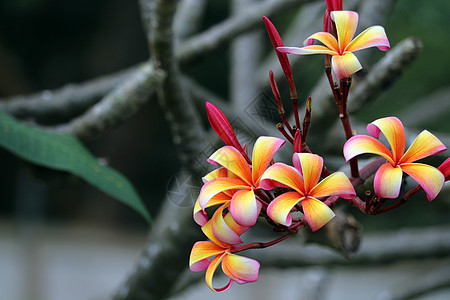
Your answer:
[278,11,390,79]
[344,117,446,200]
[260,153,355,231]
[189,218,259,292]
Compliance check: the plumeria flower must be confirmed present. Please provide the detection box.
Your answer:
[189,218,259,292]
[260,153,356,231]
[344,117,447,200]
[278,10,390,80]
[198,136,285,227]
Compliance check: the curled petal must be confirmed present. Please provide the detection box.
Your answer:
[211,205,243,245]
[400,130,447,164]
[344,135,394,165]
[202,220,228,248]
[198,177,248,210]
[304,32,339,52]
[293,153,323,192]
[401,163,445,201]
[224,213,248,236]
[278,45,337,56]
[252,136,285,186]
[331,11,358,53]
[202,167,229,183]
[193,193,230,226]
[229,189,260,227]
[267,192,302,226]
[205,253,233,292]
[208,146,252,185]
[302,197,335,232]
[346,25,390,52]
[438,158,450,181]
[190,241,225,272]
[331,52,362,79]
[367,117,405,163]
[260,163,304,194]
[206,102,243,153]
[222,253,260,284]
[374,163,403,198]
[310,171,356,199]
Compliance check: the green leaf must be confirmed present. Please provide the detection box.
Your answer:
[0,111,151,224]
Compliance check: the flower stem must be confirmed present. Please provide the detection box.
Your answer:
[374,185,422,215]
[277,123,294,144]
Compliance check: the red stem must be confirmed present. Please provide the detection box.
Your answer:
[277,123,294,144]
[374,185,422,215]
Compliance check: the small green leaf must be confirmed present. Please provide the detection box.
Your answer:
[0,111,151,224]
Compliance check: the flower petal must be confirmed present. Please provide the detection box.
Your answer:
[331,11,358,53]
[201,220,228,248]
[263,16,297,98]
[198,177,248,210]
[400,130,447,164]
[205,253,233,292]
[401,163,445,201]
[367,117,405,163]
[211,205,244,245]
[252,136,285,186]
[346,25,390,52]
[301,197,335,231]
[208,146,252,185]
[277,45,337,56]
[374,163,403,198]
[260,163,304,194]
[222,253,260,284]
[293,153,323,192]
[224,213,249,236]
[304,32,339,52]
[229,189,260,227]
[202,167,229,183]
[194,193,230,226]
[310,171,356,199]
[267,192,301,226]
[331,52,362,79]
[325,0,343,11]
[438,158,450,181]
[343,135,394,165]
[206,102,243,153]
[190,241,225,272]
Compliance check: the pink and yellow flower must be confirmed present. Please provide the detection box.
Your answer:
[189,218,259,292]
[344,117,447,200]
[260,153,356,231]
[277,10,390,80]
[198,136,285,228]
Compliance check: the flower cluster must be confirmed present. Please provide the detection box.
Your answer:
[189,0,449,292]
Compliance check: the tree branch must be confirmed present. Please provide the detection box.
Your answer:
[47,63,165,140]
[0,65,137,122]
[348,37,423,114]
